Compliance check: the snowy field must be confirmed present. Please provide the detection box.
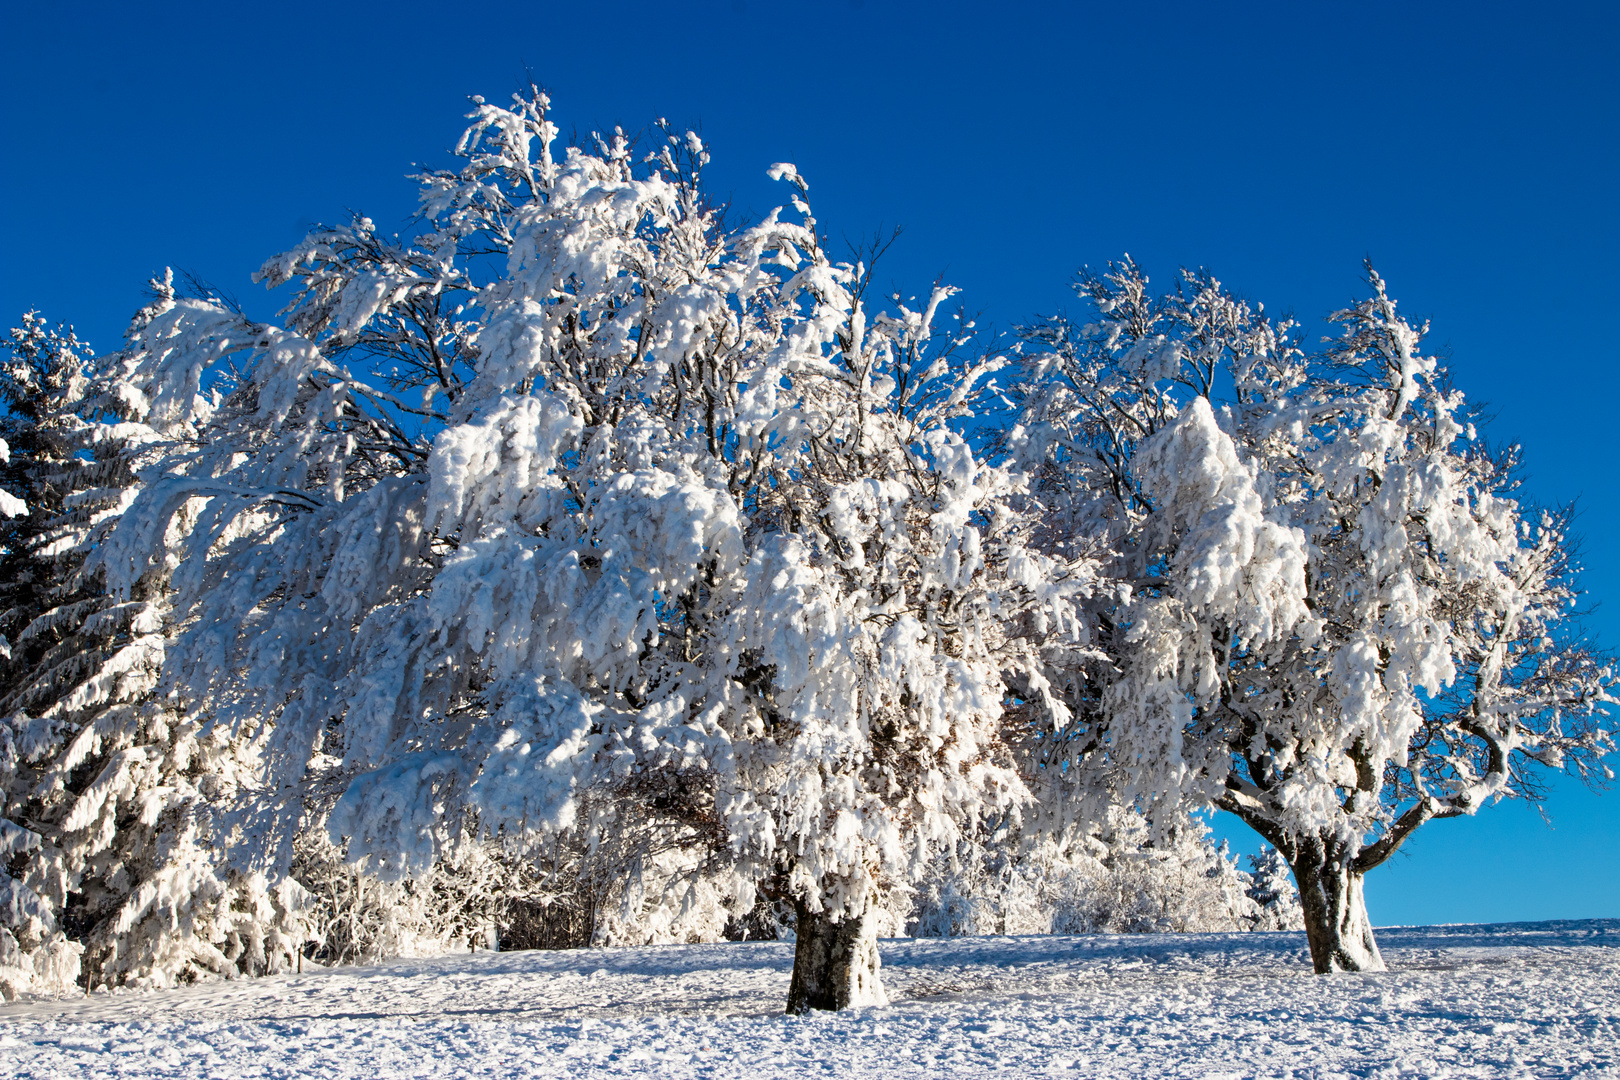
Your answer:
[2,921,1617,1079]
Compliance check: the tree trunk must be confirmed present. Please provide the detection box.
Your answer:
[1291,835,1385,973]
[785,897,888,1012]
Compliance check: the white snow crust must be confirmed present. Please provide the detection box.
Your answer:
[2,920,1615,1078]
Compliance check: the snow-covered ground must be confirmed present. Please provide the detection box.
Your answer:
[3,920,1616,1078]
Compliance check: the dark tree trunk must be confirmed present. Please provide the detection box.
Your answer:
[1291,833,1385,973]
[785,897,887,1012]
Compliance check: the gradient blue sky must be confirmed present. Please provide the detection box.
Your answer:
[3,1,1615,926]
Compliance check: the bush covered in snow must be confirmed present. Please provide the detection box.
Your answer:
[909,809,1301,939]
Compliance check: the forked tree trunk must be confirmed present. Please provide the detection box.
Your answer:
[1291,834,1385,973]
[785,897,888,1012]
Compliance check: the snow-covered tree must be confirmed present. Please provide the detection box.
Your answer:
[86,89,1090,1010]
[0,302,322,997]
[35,81,1596,1001]
[0,311,143,997]
[1014,259,1615,973]
[1243,845,1303,932]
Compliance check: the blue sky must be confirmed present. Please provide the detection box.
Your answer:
[3,0,1616,926]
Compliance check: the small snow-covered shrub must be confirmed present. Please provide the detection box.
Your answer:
[910,809,1297,938]
[296,796,744,961]
[293,838,518,964]
[0,927,82,1001]
[1244,847,1304,932]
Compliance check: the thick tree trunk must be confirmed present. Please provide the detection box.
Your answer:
[785,897,888,1012]
[1291,835,1385,973]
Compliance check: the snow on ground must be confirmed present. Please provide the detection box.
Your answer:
[3,921,1617,1078]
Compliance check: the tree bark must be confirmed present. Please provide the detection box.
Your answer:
[785,897,888,1012]
[1291,833,1385,973]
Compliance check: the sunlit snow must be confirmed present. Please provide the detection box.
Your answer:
[4,921,1615,1078]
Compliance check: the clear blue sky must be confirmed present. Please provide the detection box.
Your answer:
[3,0,1615,926]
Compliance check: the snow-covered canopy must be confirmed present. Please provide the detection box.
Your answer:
[1014,259,1615,896]
[88,91,1092,936]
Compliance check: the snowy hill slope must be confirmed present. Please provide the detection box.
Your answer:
[3,921,1617,1078]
